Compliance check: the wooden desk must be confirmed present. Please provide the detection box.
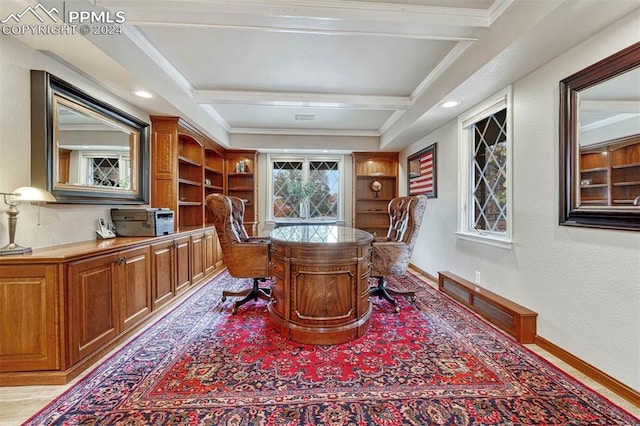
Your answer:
[269,225,373,345]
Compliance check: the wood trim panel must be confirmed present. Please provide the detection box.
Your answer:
[0,265,60,371]
[437,271,537,343]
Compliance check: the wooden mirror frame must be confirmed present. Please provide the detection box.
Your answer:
[30,70,150,204]
[559,42,640,231]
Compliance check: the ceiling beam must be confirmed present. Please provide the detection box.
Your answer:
[193,90,411,110]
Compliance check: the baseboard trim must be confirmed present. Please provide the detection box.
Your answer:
[408,263,438,283]
[405,265,638,408]
[535,336,640,408]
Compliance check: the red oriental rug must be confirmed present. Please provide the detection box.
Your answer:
[26,271,638,425]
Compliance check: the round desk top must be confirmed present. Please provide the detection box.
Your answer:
[270,225,372,245]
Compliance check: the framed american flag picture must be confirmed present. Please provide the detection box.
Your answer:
[408,143,437,198]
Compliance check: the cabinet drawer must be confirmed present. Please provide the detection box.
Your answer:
[269,258,285,279]
[269,243,285,261]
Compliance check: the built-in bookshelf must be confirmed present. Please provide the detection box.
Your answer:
[352,152,399,236]
[580,136,639,206]
[225,150,258,235]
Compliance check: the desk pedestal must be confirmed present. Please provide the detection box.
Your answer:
[269,235,372,345]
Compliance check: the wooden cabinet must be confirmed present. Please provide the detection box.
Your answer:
[580,136,640,206]
[190,231,205,284]
[150,239,176,309]
[226,150,258,235]
[204,229,221,275]
[0,229,221,386]
[352,152,398,236]
[174,235,192,295]
[0,264,60,372]
[68,246,151,364]
[118,246,152,332]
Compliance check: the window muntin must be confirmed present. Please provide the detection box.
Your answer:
[269,155,342,221]
[472,109,507,233]
[458,87,513,248]
[81,152,131,189]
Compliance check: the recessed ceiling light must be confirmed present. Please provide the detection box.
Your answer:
[132,90,154,99]
[441,101,460,108]
[295,114,315,121]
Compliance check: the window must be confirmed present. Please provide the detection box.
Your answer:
[269,155,342,221]
[457,87,513,248]
[81,152,131,189]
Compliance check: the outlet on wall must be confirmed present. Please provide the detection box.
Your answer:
[474,271,481,284]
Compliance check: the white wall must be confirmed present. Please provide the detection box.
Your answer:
[402,13,640,391]
[0,36,150,248]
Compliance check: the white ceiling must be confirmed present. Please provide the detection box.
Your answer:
[4,0,640,151]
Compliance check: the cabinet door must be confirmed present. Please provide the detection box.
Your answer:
[204,230,216,275]
[151,240,176,309]
[190,232,205,283]
[175,235,191,294]
[0,264,60,372]
[117,246,152,332]
[68,253,119,363]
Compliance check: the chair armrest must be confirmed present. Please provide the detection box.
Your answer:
[247,236,270,244]
[373,236,390,243]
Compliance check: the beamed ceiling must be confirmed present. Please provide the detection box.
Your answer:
[3,0,639,151]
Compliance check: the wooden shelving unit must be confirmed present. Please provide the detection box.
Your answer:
[352,152,399,236]
[150,116,226,231]
[225,150,258,235]
[580,136,639,206]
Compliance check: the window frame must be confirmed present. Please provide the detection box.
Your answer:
[267,153,344,222]
[457,86,514,249]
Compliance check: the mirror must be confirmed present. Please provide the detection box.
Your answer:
[31,70,149,204]
[559,42,640,230]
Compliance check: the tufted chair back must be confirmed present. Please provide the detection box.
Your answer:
[228,196,250,242]
[206,194,269,279]
[372,195,427,277]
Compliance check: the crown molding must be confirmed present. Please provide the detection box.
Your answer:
[410,40,474,102]
[122,25,194,96]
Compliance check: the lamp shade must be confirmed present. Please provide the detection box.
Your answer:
[11,187,56,203]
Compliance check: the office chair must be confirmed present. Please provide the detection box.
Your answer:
[206,194,271,313]
[370,195,427,312]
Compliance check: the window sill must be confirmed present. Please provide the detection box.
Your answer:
[456,231,513,250]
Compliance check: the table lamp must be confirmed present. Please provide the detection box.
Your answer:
[1,186,56,255]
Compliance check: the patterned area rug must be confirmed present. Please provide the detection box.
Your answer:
[27,271,638,425]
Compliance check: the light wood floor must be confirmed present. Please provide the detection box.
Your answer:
[2,272,638,425]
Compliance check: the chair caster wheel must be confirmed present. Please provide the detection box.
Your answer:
[394,306,400,313]
[222,295,227,302]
